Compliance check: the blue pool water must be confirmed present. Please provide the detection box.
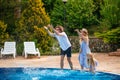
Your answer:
[0,68,120,80]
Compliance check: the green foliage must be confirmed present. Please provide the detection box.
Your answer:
[94,27,120,44]
[66,0,97,29]
[33,26,53,53]
[21,0,50,27]
[100,0,120,29]
[0,21,9,46]
[16,42,24,55]
[94,0,120,45]
[50,0,64,26]
[15,0,51,54]
[42,0,57,14]
[50,0,98,35]
[92,0,103,19]
[0,0,120,54]
[0,0,22,35]
[41,39,60,55]
[0,0,28,37]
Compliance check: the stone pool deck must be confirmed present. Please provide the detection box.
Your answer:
[0,53,120,74]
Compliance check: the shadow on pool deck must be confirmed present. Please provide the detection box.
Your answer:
[0,53,120,74]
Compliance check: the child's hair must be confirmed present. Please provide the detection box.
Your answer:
[82,28,88,36]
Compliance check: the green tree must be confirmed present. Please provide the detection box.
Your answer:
[66,0,97,32]
[33,26,53,52]
[95,27,120,44]
[0,0,23,35]
[50,0,98,35]
[15,0,51,54]
[50,0,64,26]
[100,0,120,30]
[42,0,57,14]
[93,0,103,19]
[95,0,120,45]
[0,21,9,46]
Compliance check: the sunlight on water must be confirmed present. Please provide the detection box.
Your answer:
[23,68,71,77]
[0,68,119,80]
[32,77,39,80]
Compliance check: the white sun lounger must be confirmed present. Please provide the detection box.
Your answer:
[1,42,16,58]
[23,42,40,58]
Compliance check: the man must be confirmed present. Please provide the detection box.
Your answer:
[44,24,73,69]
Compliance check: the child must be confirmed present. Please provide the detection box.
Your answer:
[75,28,91,70]
[87,53,98,73]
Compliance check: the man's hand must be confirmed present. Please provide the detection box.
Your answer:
[44,26,48,30]
[47,24,51,28]
[47,24,54,30]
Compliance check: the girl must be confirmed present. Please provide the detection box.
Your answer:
[75,28,91,70]
[87,53,98,73]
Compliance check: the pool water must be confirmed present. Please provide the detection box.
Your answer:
[0,68,119,80]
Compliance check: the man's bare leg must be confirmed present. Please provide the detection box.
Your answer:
[67,57,73,70]
[60,55,65,69]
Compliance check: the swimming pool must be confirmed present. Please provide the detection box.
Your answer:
[0,68,119,80]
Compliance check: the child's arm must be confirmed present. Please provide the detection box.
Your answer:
[75,29,82,45]
[74,29,82,38]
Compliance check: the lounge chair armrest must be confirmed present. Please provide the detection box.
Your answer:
[36,48,40,52]
[1,48,3,52]
[22,49,25,56]
[36,48,40,58]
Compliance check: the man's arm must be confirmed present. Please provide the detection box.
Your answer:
[48,25,64,36]
[44,26,55,37]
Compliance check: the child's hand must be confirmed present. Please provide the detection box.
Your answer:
[74,29,79,32]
